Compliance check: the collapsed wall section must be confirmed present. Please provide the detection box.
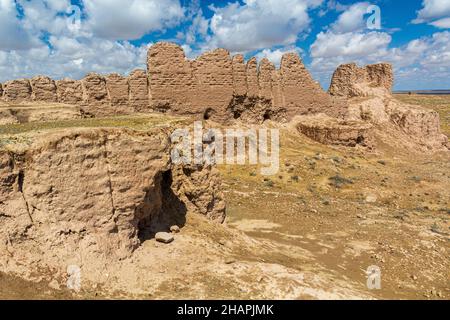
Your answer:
[328,62,448,151]
[329,63,393,98]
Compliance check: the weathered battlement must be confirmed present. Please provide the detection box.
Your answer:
[0,42,345,123]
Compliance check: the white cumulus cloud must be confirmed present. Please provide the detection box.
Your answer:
[413,0,450,29]
[207,0,323,52]
[83,0,184,40]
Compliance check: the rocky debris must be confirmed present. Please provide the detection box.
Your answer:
[0,127,225,280]
[365,194,378,203]
[155,232,174,244]
[128,69,149,112]
[170,225,180,233]
[0,109,19,125]
[2,79,32,102]
[296,114,373,147]
[386,99,448,149]
[106,73,133,114]
[56,79,83,105]
[30,76,57,102]
[0,83,3,98]
[329,63,393,98]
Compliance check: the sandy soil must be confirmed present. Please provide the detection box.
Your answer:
[0,96,448,300]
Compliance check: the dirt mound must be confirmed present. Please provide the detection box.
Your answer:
[343,95,448,151]
[295,114,373,147]
[329,63,393,98]
[0,126,225,281]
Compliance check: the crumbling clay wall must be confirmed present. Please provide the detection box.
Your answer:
[81,72,110,116]
[128,69,149,112]
[56,79,84,105]
[0,128,225,279]
[328,63,448,151]
[2,79,32,102]
[147,42,345,123]
[329,63,393,98]
[106,73,134,114]
[1,42,345,122]
[30,76,57,102]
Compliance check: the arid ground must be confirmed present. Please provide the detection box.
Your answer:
[0,94,448,300]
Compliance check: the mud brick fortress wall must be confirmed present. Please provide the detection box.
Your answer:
[0,42,346,124]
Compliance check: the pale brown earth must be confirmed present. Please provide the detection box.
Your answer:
[0,96,448,300]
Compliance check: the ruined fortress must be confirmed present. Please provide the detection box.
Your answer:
[0,42,345,124]
[1,42,447,153]
[0,42,448,291]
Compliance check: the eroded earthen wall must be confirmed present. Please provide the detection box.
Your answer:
[1,42,345,122]
[329,63,393,98]
[2,79,32,102]
[56,79,83,105]
[81,72,109,115]
[147,42,197,114]
[30,76,57,102]
[146,42,344,123]
[128,69,149,112]
[106,73,133,114]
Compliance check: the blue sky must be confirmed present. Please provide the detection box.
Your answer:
[0,0,449,90]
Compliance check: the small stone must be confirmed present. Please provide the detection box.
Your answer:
[365,194,378,203]
[155,232,174,244]
[170,225,180,233]
[225,258,236,265]
[49,279,61,290]
[411,275,418,281]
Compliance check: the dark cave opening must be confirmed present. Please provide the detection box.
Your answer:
[137,170,187,243]
[203,108,214,120]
